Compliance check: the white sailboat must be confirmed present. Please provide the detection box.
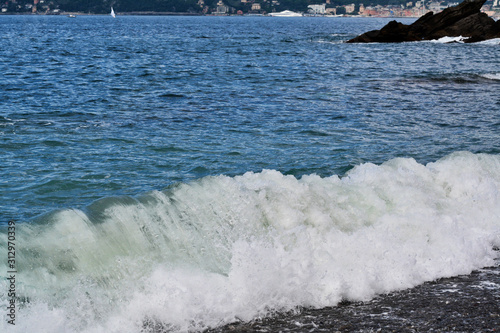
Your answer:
[111,7,116,18]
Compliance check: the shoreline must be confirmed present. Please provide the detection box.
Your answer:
[0,12,202,16]
[0,12,422,18]
[209,262,500,332]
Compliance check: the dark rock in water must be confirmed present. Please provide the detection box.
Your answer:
[347,0,500,43]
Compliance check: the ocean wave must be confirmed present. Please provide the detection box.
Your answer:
[476,38,500,45]
[404,72,500,85]
[430,36,469,43]
[1,151,499,332]
[480,72,500,81]
[424,36,500,45]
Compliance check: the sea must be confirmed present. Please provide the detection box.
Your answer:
[0,14,499,332]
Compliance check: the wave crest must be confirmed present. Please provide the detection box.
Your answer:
[2,151,500,332]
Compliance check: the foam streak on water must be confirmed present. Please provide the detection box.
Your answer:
[481,72,500,80]
[1,152,499,332]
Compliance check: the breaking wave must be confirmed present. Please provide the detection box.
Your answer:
[430,36,469,43]
[480,72,500,81]
[1,152,499,332]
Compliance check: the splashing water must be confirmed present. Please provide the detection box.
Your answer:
[1,152,499,332]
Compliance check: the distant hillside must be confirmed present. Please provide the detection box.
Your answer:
[2,0,496,15]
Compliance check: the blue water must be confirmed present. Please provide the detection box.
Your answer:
[1,15,500,332]
[0,16,500,223]
[2,15,498,222]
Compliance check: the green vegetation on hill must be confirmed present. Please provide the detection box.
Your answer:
[58,0,200,13]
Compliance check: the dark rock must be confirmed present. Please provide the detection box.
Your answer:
[347,0,500,43]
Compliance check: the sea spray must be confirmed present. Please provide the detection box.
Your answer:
[1,151,499,332]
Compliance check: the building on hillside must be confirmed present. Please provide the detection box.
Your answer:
[345,3,355,13]
[325,7,337,15]
[216,0,229,14]
[308,4,326,14]
[359,4,365,14]
[428,2,446,12]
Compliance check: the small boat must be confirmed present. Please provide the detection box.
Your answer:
[268,10,303,17]
[111,7,116,18]
[67,14,76,18]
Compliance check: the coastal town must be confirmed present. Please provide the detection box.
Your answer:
[1,0,499,17]
[211,0,499,17]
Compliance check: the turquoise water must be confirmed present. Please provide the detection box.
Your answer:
[0,15,499,332]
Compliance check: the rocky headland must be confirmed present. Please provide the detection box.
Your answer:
[347,0,500,43]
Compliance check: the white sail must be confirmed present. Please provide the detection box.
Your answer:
[111,7,116,18]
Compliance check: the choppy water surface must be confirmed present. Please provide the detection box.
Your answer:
[2,15,499,221]
[0,15,499,332]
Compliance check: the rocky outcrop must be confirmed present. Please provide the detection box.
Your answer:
[347,0,500,43]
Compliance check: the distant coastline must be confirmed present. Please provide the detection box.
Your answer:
[0,12,201,16]
[1,0,499,19]
[1,11,497,19]
[0,9,497,19]
[0,11,421,17]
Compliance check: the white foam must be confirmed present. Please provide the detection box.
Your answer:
[430,36,469,43]
[1,151,499,332]
[476,38,500,45]
[480,73,500,80]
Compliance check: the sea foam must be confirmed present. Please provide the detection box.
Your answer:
[430,36,469,43]
[477,38,500,45]
[480,72,500,80]
[1,152,499,332]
